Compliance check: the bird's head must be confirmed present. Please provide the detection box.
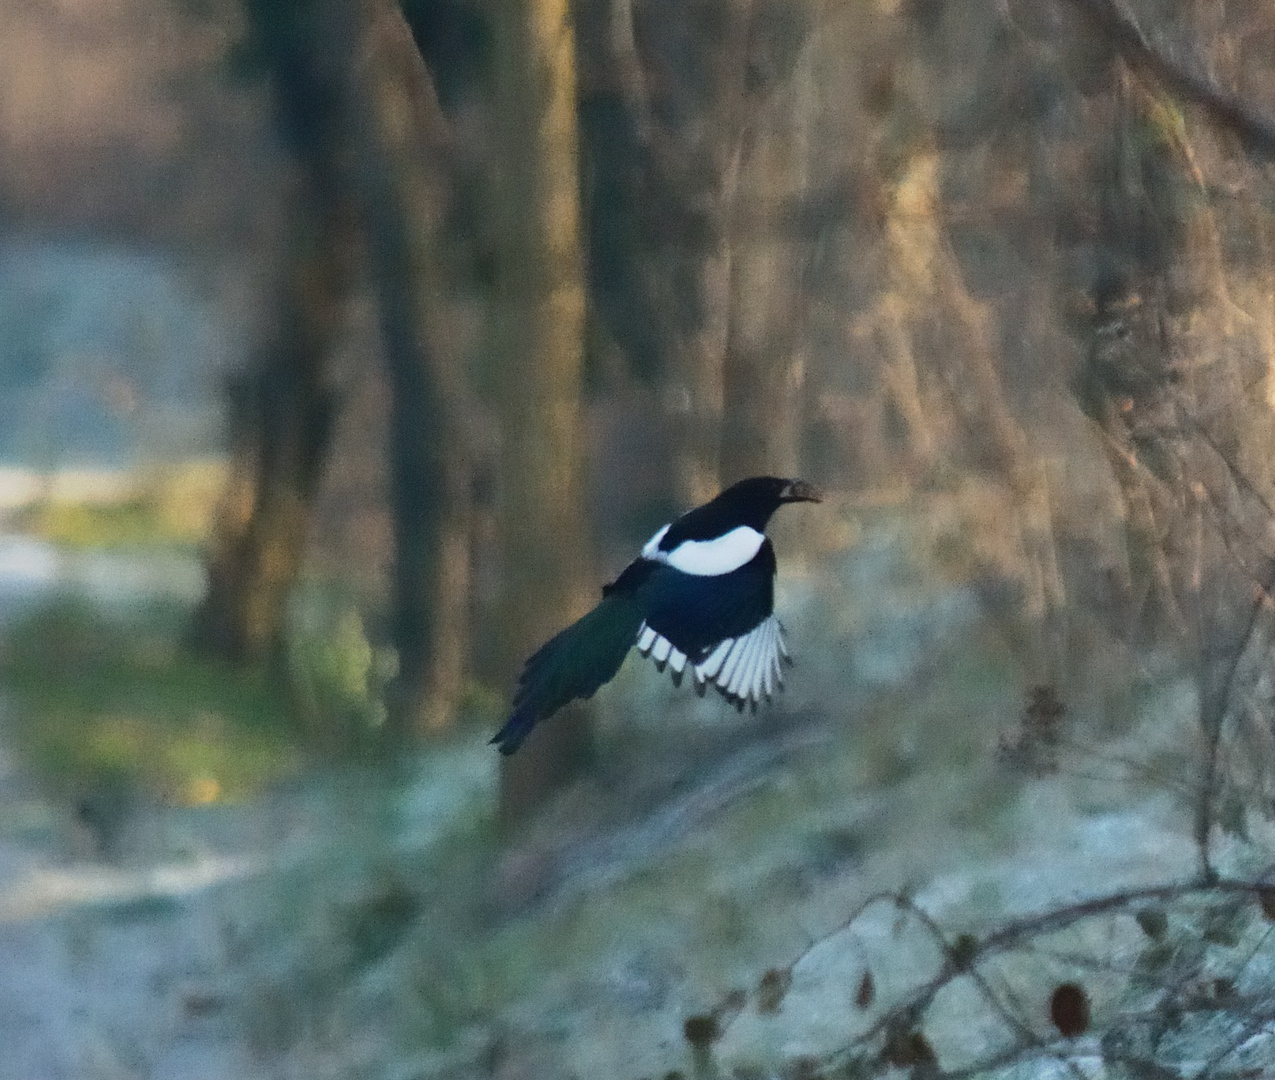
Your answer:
[724,475,822,504]
[777,478,822,504]
[711,476,822,529]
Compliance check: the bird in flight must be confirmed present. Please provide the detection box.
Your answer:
[491,476,821,754]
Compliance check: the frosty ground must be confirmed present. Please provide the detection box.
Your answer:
[0,506,1232,1080]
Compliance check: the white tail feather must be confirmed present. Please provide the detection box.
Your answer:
[718,637,745,689]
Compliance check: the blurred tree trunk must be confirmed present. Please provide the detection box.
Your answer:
[490,0,594,819]
[193,294,338,667]
[198,0,476,735]
[349,0,475,738]
[577,0,814,502]
[1075,68,1241,641]
[862,144,1065,665]
[633,0,753,508]
[719,51,815,484]
[664,208,736,507]
[191,18,354,668]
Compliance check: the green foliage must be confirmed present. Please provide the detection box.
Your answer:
[285,588,397,750]
[11,463,223,548]
[1,595,297,803]
[15,498,181,549]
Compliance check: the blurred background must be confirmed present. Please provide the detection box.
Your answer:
[4,0,1275,1076]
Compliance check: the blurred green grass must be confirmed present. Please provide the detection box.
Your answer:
[1,593,298,804]
[9,461,225,549]
[12,498,186,549]
[0,461,424,803]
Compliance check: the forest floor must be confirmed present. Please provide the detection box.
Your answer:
[0,502,1238,1080]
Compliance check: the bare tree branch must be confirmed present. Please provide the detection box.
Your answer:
[711,875,1275,1077]
[1061,0,1275,159]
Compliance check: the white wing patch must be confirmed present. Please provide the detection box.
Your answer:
[662,526,765,576]
[635,617,790,710]
[640,523,765,577]
[641,524,671,560]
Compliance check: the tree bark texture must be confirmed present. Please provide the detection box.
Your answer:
[720,44,816,484]
[578,0,816,503]
[191,88,352,667]
[490,0,595,818]
[350,0,475,737]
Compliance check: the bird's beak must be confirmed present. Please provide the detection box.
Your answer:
[781,479,822,503]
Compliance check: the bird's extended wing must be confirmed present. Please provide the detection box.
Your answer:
[634,540,789,709]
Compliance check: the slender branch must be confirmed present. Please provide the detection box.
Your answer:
[1172,417,1275,878]
[1195,585,1265,881]
[784,876,1275,1075]
[896,896,1090,1080]
[1060,0,1275,160]
[977,878,1268,956]
[1200,923,1275,1074]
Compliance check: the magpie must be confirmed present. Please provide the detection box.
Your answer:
[490,476,821,755]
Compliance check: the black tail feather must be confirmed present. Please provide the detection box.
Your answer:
[491,594,645,755]
[489,704,539,756]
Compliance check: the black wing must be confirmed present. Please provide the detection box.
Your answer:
[632,540,790,709]
[635,539,776,661]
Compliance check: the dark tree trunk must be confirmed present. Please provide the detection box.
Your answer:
[490,0,596,820]
[576,0,815,502]
[720,58,814,484]
[349,0,475,737]
[195,0,476,742]
[192,192,348,666]
[190,0,358,668]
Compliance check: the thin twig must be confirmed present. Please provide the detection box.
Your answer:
[1200,922,1275,1075]
[1170,423,1275,880]
[1060,0,1275,160]
[802,876,1275,1074]
[897,896,1091,1080]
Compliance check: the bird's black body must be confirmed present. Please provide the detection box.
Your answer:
[491,476,820,754]
[607,539,777,662]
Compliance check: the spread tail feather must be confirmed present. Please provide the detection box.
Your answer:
[490,594,644,755]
